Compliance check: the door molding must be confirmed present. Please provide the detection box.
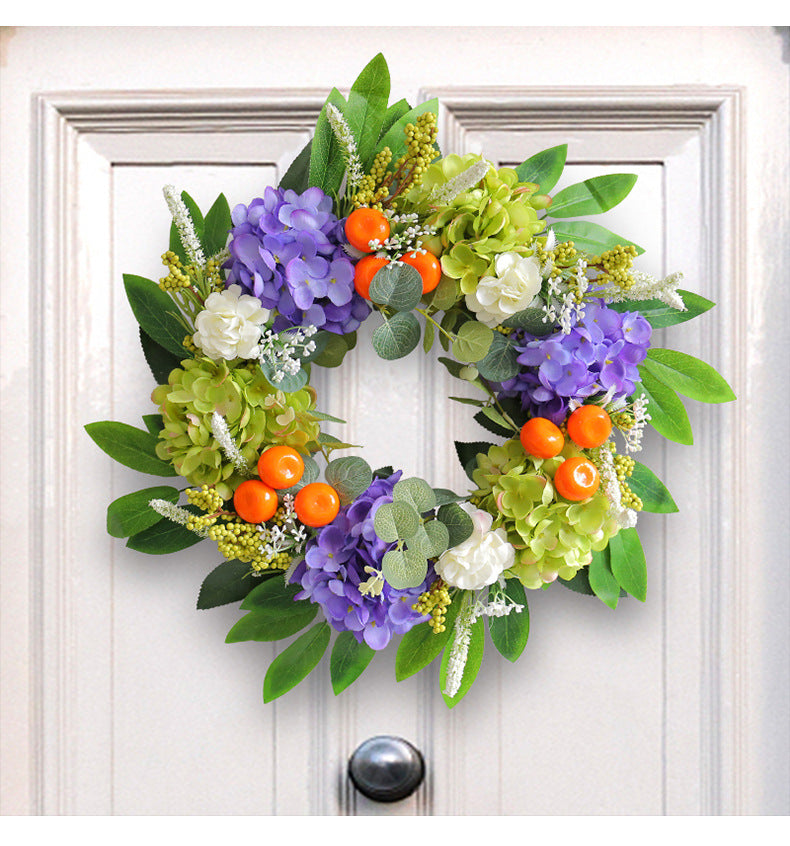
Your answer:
[18,84,749,814]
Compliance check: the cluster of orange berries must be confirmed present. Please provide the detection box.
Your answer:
[344,207,442,299]
[232,446,341,529]
[519,405,613,501]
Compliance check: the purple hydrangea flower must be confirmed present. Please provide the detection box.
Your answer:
[497,299,652,423]
[290,471,433,650]
[225,186,370,335]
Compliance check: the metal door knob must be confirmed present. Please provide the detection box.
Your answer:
[348,735,425,802]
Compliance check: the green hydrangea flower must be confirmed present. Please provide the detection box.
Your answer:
[151,358,320,500]
[472,439,621,590]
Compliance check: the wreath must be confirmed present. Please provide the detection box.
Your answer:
[86,54,735,707]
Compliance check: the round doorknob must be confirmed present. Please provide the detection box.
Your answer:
[348,735,425,802]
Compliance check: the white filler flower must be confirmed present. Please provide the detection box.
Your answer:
[193,284,270,361]
[465,251,542,327]
[435,504,515,591]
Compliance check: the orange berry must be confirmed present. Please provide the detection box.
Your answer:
[553,457,600,501]
[400,250,442,293]
[257,445,305,490]
[354,255,389,299]
[344,207,390,253]
[519,417,565,459]
[233,479,278,524]
[294,482,340,528]
[566,405,612,448]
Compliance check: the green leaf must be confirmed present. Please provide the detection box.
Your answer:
[123,274,189,359]
[432,488,466,507]
[279,138,312,193]
[547,173,638,219]
[371,311,421,360]
[330,632,375,695]
[548,220,644,255]
[642,349,735,404]
[437,502,474,548]
[263,622,330,703]
[324,456,373,503]
[634,371,693,445]
[197,560,260,610]
[453,441,492,480]
[440,616,484,708]
[378,98,411,142]
[396,596,460,682]
[558,567,595,595]
[311,330,356,368]
[487,579,529,662]
[308,88,349,197]
[202,193,232,255]
[375,98,439,165]
[474,406,517,438]
[226,579,317,643]
[346,53,391,168]
[106,485,179,538]
[125,507,203,554]
[258,359,309,394]
[411,519,450,559]
[141,414,164,436]
[382,547,428,590]
[629,462,678,513]
[393,476,436,513]
[588,547,620,610]
[369,262,423,312]
[608,528,647,602]
[425,275,458,313]
[606,290,714,328]
[452,320,494,363]
[374,500,421,543]
[514,144,567,193]
[501,306,555,335]
[139,327,184,385]
[85,421,177,476]
[476,332,520,382]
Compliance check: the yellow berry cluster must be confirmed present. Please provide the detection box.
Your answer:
[613,453,642,511]
[536,240,578,279]
[592,244,638,292]
[206,516,290,571]
[412,578,452,634]
[611,410,635,431]
[203,255,226,293]
[352,147,394,210]
[159,251,193,290]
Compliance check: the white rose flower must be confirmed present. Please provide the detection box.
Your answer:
[464,251,542,327]
[435,504,515,591]
[192,284,270,361]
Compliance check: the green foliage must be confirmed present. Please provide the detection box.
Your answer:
[501,306,554,335]
[440,616,484,708]
[634,370,693,445]
[395,595,460,681]
[629,462,678,513]
[309,88,349,197]
[202,193,232,255]
[371,311,421,360]
[476,332,520,382]
[548,220,643,255]
[608,528,647,602]
[311,330,357,368]
[487,579,529,662]
[454,441,493,480]
[126,506,204,554]
[607,290,714,328]
[547,173,638,219]
[436,502,474,548]
[106,485,179,538]
[374,500,421,543]
[381,547,429,590]
[139,327,184,384]
[452,320,494,363]
[393,476,436,513]
[376,98,439,165]
[197,560,261,610]
[474,405,517,439]
[588,546,620,610]
[85,420,177,476]
[169,190,204,263]
[514,144,567,193]
[642,349,736,404]
[226,579,317,642]
[141,414,163,436]
[369,262,423,312]
[325,456,373,503]
[124,274,189,359]
[330,632,375,695]
[346,52,391,169]
[279,139,312,193]
[558,567,595,595]
[263,622,330,703]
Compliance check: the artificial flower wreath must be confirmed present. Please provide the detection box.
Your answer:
[86,55,734,707]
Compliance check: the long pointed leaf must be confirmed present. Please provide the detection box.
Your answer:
[548,173,637,218]
[263,622,330,703]
[346,52,391,168]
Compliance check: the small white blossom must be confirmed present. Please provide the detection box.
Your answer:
[210,412,252,476]
[193,284,270,361]
[465,252,542,328]
[163,185,205,266]
[258,324,318,384]
[624,394,651,454]
[443,597,476,698]
[606,270,687,312]
[327,103,364,190]
[148,499,209,537]
[429,159,490,206]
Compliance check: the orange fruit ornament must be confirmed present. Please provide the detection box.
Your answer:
[566,405,612,448]
[354,255,389,299]
[520,417,565,459]
[400,250,442,293]
[553,457,600,501]
[294,482,341,528]
[233,479,278,524]
[344,207,390,253]
[257,445,305,490]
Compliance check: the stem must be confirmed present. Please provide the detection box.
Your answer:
[416,308,455,342]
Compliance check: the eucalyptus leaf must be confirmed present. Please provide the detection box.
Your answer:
[501,307,555,335]
[324,456,373,503]
[411,519,450,559]
[330,632,375,695]
[371,311,421,360]
[374,500,421,543]
[476,332,520,382]
[381,547,428,590]
[393,476,436,513]
[263,622,330,703]
[514,144,567,193]
[106,485,179,538]
[432,488,466,507]
[547,173,638,219]
[436,502,474,548]
[311,330,356,368]
[369,262,423,312]
[452,320,494,363]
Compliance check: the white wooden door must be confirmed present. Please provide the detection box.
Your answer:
[2,26,788,816]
